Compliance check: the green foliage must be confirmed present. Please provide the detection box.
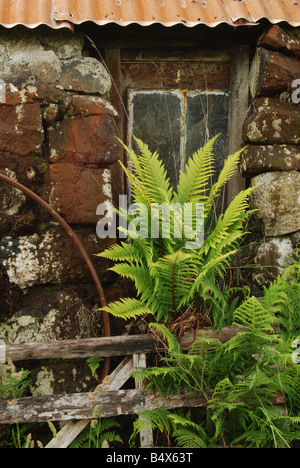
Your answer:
[261,254,300,339]
[98,135,253,324]
[87,357,104,377]
[0,359,31,400]
[70,419,123,449]
[130,408,207,448]
[131,256,300,448]
[0,360,32,448]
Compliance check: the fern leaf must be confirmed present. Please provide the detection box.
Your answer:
[101,298,153,320]
[175,135,218,205]
[233,296,276,333]
[98,238,153,265]
[202,186,253,255]
[149,323,182,353]
[205,148,244,214]
[150,251,198,314]
[119,137,173,204]
[118,159,153,209]
[173,428,207,449]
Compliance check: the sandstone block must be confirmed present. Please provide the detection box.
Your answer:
[258,25,300,57]
[0,102,44,155]
[36,29,84,60]
[58,57,111,95]
[0,284,101,341]
[0,228,114,289]
[49,164,112,224]
[251,171,300,237]
[243,97,300,144]
[240,145,300,177]
[252,236,294,286]
[71,95,118,118]
[3,34,62,87]
[48,114,119,165]
[0,168,26,217]
[250,47,300,97]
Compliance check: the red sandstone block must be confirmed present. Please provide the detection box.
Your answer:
[48,114,119,165]
[0,103,43,155]
[71,95,118,117]
[50,163,112,225]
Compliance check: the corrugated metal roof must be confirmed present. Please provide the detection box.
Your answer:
[1,0,300,29]
[0,0,70,29]
[54,0,300,28]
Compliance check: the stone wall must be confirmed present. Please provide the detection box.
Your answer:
[241,25,300,286]
[0,26,120,393]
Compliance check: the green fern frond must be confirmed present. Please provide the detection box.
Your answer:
[97,239,152,265]
[130,407,172,447]
[233,295,276,333]
[118,160,153,209]
[101,297,153,320]
[203,186,253,255]
[150,251,198,314]
[119,137,173,205]
[175,135,217,205]
[173,428,207,449]
[205,148,244,212]
[149,323,182,353]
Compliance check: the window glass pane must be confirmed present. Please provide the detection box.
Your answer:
[128,89,229,192]
[186,91,229,174]
[129,90,182,188]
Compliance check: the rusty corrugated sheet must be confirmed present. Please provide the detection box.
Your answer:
[0,0,71,29]
[1,0,300,29]
[54,0,300,28]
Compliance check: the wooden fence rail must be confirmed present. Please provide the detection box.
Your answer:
[0,324,281,448]
[0,388,209,425]
[1,324,280,363]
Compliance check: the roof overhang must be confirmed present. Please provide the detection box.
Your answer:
[1,0,300,30]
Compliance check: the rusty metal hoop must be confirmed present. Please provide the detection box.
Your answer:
[0,172,111,380]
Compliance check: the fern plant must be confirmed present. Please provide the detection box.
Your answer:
[261,254,300,339]
[98,135,253,326]
[70,418,123,449]
[131,252,300,448]
[0,360,32,448]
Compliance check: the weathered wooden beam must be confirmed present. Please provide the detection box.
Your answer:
[179,323,280,350]
[5,335,161,362]
[0,389,208,425]
[4,323,280,363]
[121,47,231,62]
[227,44,249,204]
[250,47,300,97]
[133,353,154,448]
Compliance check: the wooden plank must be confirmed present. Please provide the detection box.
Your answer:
[4,324,280,363]
[5,335,161,362]
[227,44,249,205]
[0,339,5,363]
[133,353,153,448]
[179,323,280,349]
[45,356,134,448]
[0,389,208,425]
[121,47,231,62]
[104,47,126,202]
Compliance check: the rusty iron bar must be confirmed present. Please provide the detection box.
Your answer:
[0,172,111,380]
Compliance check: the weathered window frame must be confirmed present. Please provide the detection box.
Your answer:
[105,43,250,206]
